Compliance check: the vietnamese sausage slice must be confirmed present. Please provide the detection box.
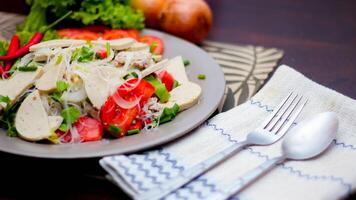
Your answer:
[30,39,86,52]
[159,82,202,111]
[15,90,52,141]
[0,68,43,109]
[35,55,66,92]
[48,116,63,130]
[92,38,135,50]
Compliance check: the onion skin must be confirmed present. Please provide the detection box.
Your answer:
[132,0,213,44]
[131,0,165,28]
[159,0,213,43]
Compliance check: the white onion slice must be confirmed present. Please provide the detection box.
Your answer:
[112,92,142,109]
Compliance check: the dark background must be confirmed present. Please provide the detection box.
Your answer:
[0,0,356,199]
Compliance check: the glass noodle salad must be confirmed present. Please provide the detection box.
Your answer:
[0,37,202,144]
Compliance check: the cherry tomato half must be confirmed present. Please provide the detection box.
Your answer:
[139,35,164,55]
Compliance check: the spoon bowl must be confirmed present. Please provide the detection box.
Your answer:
[282,112,338,160]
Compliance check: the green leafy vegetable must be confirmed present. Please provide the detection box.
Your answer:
[197,74,206,80]
[71,46,95,63]
[0,95,11,107]
[72,0,144,30]
[159,104,180,124]
[144,75,171,103]
[59,106,81,132]
[56,80,69,93]
[173,80,179,89]
[18,65,38,72]
[127,129,140,136]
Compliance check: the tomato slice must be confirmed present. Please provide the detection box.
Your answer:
[58,29,100,40]
[158,70,174,91]
[103,29,140,40]
[100,79,155,137]
[74,116,104,142]
[139,35,164,55]
[96,50,107,59]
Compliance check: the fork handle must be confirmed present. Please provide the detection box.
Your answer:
[136,141,250,200]
[208,156,286,200]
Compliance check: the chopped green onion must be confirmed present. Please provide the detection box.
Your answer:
[109,124,121,135]
[106,42,111,57]
[144,75,170,103]
[86,40,93,48]
[173,80,179,89]
[127,129,140,136]
[150,42,158,53]
[55,54,63,65]
[197,74,206,80]
[183,59,191,66]
[18,66,38,72]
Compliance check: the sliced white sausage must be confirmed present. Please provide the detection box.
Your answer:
[15,90,52,141]
[92,38,135,50]
[48,116,63,131]
[160,56,189,84]
[35,55,66,92]
[0,68,43,109]
[141,59,169,77]
[30,39,86,52]
[159,82,202,111]
[129,42,149,51]
[80,72,110,109]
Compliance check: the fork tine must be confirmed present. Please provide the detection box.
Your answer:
[273,97,308,135]
[266,93,299,131]
[260,91,294,128]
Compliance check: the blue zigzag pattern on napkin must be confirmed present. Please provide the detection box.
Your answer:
[249,99,356,152]
[205,120,353,194]
[142,153,173,179]
[171,177,220,200]
[114,157,149,192]
[128,156,162,185]
[159,150,185,172]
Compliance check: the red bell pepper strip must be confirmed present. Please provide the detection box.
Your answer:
[1,35,20,78]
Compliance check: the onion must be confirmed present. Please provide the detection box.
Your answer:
[131,0,165,28]
[112,92,142,109]
[132,0,213,43]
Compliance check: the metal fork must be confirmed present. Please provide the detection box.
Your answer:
[136,92,308,200]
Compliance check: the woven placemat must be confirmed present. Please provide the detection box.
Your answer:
[0,11,284,112]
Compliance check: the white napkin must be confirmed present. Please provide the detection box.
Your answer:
[100,65,356,200]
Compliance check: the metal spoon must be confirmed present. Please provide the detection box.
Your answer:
[208,112,339,200]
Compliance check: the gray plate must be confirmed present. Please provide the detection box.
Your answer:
[0,29,225,159]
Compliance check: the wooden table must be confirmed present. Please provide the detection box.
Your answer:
[0,0,355,199]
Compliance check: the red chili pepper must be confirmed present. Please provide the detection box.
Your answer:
[1,35,20,78]
[0,32,43,61]
[0,11,72,61]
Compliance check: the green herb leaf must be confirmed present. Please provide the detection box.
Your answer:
[0,40,9,56]
[127,129,140,136]
[71,46,94,63]
[56,80,69,93]
[197,74,206,80]
[55,54,63,65]
[60,106,81,131]
[159,104,180,125]
[18,66,38,72]
[173,80,179,89]
[0,95,11,106]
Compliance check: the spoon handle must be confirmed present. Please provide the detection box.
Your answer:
[207,156,286,200]
[136,141,250,200]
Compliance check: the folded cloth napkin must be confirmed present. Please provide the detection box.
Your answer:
[100,65,356,200]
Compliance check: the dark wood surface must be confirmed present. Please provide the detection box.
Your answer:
[1,0,356,199]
